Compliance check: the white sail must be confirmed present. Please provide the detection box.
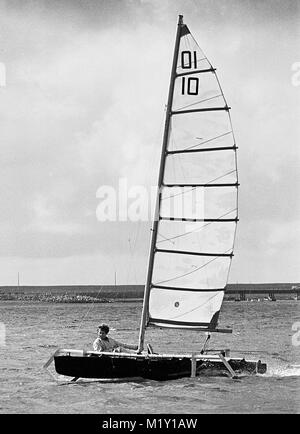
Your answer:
[140,17,238,340]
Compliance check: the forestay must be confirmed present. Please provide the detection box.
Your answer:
[139,17,238,344]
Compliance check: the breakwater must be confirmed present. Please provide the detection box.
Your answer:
[0,285,140,303]
[0,283,299,303]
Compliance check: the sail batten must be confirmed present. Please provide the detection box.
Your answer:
[167,146,237,154]
[176,67,216,77]
[163,182,239,187]
[149,319,217,327]
[159,217,238,222]
[152,284,225,292]
[156,248,233,257]
[172,106,230,114]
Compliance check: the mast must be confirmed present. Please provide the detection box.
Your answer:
[137,15,184,352]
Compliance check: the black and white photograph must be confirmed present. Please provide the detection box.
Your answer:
[0,0,299,417]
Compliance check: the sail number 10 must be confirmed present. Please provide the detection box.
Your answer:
[181,50,199,96]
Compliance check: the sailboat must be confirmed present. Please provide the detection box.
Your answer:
[44,15,267,381]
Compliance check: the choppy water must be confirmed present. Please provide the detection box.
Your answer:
[0,300,299,414]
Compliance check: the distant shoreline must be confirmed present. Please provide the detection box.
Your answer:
[0,294,143,303]
[0,283,299,303]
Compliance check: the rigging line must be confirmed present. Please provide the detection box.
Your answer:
[154,248,232,285]
[77,285,104,330]
[157,231,175,245]
[161,168,236,202]
[127,234,138,284]
[156,208,237,245]
[161,186,196,201]
[127,237,136,284]
[184,131,233,151]
[176,94,223,111]
[206,169,236,184]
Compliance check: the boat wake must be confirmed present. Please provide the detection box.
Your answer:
[264,364,300,377]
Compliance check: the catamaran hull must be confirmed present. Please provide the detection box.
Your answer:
[52,350,267,381]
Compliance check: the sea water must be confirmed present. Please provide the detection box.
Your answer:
[0,300,299,414]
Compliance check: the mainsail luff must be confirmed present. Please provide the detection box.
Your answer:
[137,15,184,352]
[138,15,238,350]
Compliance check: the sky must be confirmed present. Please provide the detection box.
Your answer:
[0,0,299,285]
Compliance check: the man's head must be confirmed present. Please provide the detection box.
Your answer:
[98,323,109,338]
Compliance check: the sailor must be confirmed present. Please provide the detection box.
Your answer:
[93,323,138,352]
